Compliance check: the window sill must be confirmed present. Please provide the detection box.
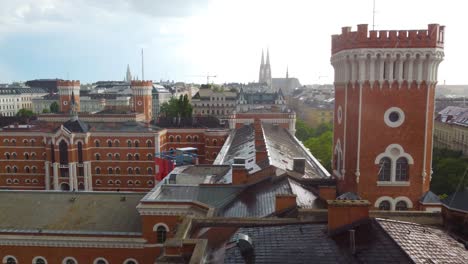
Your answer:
[377,181,410,187]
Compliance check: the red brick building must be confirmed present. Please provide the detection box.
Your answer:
[331,24,445,210]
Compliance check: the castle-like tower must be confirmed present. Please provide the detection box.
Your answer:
[58,80,80,113]
[259,49,272,87]
[330,24,445,210]
[131,80,153,122]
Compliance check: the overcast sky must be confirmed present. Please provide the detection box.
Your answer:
[0,0,466,85]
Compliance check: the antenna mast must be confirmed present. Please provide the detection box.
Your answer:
[372,0,376,30]
[141,49,145,80]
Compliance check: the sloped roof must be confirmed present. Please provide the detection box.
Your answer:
[419,191,441,204]
[442,187,468,212]
[62,119,90,133]
[0,191,144,234]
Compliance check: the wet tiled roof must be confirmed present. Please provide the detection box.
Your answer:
[262,123,330,179]
[218,177,321,217]
[63,119,90,133]
[419,191,441,204]
[219,124,259,172]
[90,121,159,132]
[378,218,468,263]
[224,219,411,264]
[0,191,144,234]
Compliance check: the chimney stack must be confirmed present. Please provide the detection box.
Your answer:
[327,195,370,235]
[275,194,297,213]
[232,157,248,185]
[319,186,337,201]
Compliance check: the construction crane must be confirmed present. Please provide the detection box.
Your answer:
[188,73,217,84]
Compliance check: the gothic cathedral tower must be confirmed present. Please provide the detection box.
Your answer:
[331,24,445,210]
[259,49,272,87]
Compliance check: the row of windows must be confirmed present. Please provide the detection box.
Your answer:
[4,152,41,160]
[2,256,138,264]
[168,135,200,143]
[378,200,408,211]
[95,179,153,186]
[5,178,39,184]
[198,109,231,115]
[2,139,37,146]
[378,157,409,181]
[5,166,38,173]
[94,139,152,148]
[95,153,153,161]
[94,167,153,175]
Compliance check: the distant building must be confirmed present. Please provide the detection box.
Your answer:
[25,79,62,94]
[152,84,172,119]
[258,49,272,87]
[434,106,468,154]
[237,87,287,113]
[0,87,48,116]
[192,86,237,121]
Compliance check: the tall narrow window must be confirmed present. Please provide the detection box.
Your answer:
[396,157,409,181]
[51,143,55,163]
[59,140,69,165]
[77,142,83,163]
[378,157,391,181]
[156,226,167,243]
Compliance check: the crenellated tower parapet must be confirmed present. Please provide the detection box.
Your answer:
[331,24,444,88]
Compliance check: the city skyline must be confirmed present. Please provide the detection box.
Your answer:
[0,0,466,84]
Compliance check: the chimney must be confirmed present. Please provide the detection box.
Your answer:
[275,194,297,213]
[255,145,268,164]
[292,158,305,174]
[319,186,337,201]
[232,157,248,185]
[327,198,370,235]
[254,119,265,148]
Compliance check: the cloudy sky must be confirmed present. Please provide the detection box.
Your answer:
[0,0,466,84]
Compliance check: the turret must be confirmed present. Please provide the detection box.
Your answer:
[58,80,80,113]
[131,80,153,122]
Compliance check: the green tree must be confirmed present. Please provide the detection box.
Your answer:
[159,96,193,119]
[431,148,468,196]
[304,131,333,171]
[16,108,34,118]
[42,108,50,113]
[295,119,314,141]
[50,102,59,113]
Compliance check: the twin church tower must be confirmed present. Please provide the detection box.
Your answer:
[258,49,272,87]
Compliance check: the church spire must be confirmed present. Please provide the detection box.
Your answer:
[126,64,132,82]
[286,65,289,79]
[266,48,270,65]
[261,49,265,65]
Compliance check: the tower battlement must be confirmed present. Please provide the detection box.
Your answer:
[332,24,444,54]
[57,80,80,87]
[131,80,153,87]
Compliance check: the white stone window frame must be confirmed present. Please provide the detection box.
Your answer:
[62,257,78,264]
[374,144,413,186]
[384,107,405,128]
[3,256,18,264]
[375,196,413,211]
[123,259,139,264]
[337,105,343,125]
[32,256,48,264]
[333,139,343,177]
[93,258,109,264]
[153,223,170,245]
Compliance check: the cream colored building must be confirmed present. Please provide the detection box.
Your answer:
[434,106,468,155]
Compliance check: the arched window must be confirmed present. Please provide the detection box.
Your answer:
[135,180,141,185]
[62,257,78,264]
[378,200,391,211]
[33,256,47,264]
[12,152,17,159]
[59,140,69,165]
[395,201,408,211]
[32,166,37,173]
[6,166,11,173]
[127,140,132,147]
[147,180,154,186]
[6,179,12,184]
[147,167,153,174]
[194,136,199,142]
[212,139,217,146]
[147,154,153,160]
[77,142,83,163]
[78,182,84,190]
[156,225,168,243]
[11,139,16,146]
[25,153,30,160]
[115,180,121,185]
[5,153,10,159]
[127,180,134,185]
[95,140,100,147]
[127,153,133,160]
[108,167,113,174]
[30,139,36,146]
[13,179,19,184]
[107,153,112,160]
[95,153,101,160]
[96,167,101,174]
[108,180,114,185]
[128,168,133,174]
[4,256,17,264]
[212,152,217,159]
[187,136,192,142]
[93,258,108,264]
[107,140,112,147]
[13,166,18,173]
[25,179,31,184]
[23,139,28,145]
[135,167,141,175]
[123,259,138,264]
[96,179,102,185]
[114,140,120,147]
[378,157,391,181]
[135,154,140,160]
[134,140,139,148]
[32,179,39,184]
[169,136,174,142]
[31,152,36,160]
[146,140,152,147]
[25,166,30,173]
[115,153,120,160]
[115,167,121,174]
[176,136,181,143]
[396,157,409,181]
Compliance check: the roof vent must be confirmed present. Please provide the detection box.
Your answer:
[236,233,254,263]
[293,158,306,174]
